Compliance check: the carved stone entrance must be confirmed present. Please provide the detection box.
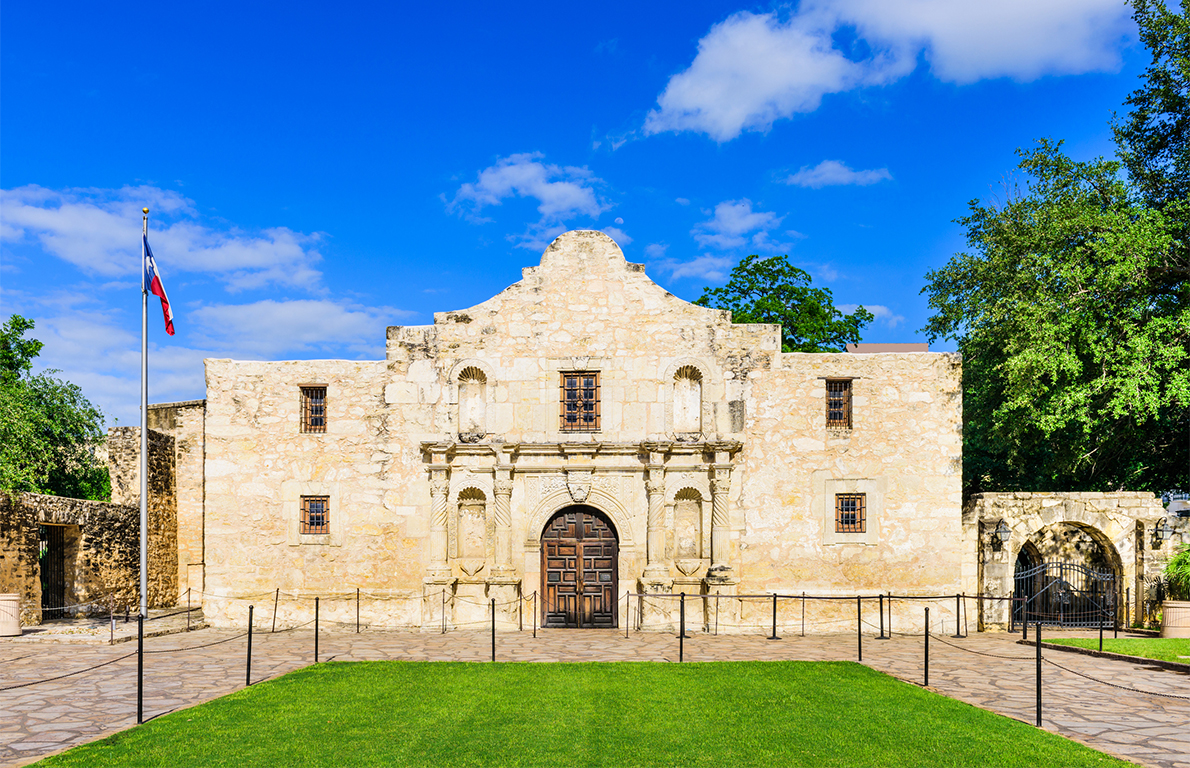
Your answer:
[541,506,618,628]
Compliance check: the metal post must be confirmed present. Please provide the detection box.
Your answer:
[1126,587,1130,627]
[246,605,254,686]
[441,590,446,634]
[1113,587,1118,639]
[923,607,929,687]
[715,591,720,636]
[857,596,862,661]
[626,592,630,639]
[768,593,780,640]
[533,592,537,639]
[952,594,963,638]
[520,594,524,633]
[638,594,643,632]
[679,593,685,662]
[356,588,360,634]
[878,594,886,639]
[491,598,496,663]
[272,588,279,633]
[137,613,144,724]
[801,592,805,637]
[314,596,319,663]
[1099,614,1104,652]
[187,588,191,632]
[1035,621,1042,727]
[1023,604,1028,641]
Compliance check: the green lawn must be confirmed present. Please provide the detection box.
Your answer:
[1046,636,1190,663]
[39,661,1131,768]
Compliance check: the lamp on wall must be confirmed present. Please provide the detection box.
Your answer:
[1153,517,1175,547]
[992,520,1012,551]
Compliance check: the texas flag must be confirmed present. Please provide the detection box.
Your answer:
[143,234,175,336]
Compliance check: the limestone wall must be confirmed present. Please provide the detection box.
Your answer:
[199,230,965,632]
[147,401,206,599]
[965,492,1177,628]
[0,491,177,624]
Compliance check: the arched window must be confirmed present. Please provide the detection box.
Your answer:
[458,367,487,441]
[673,365,703,436]
[456,488,487,559]
[674,487,703,560]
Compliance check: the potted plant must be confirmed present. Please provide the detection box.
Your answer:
[1162,544,1190,638]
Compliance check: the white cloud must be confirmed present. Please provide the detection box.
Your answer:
[448,153,610,249]
[644,243,668,259]
[652,254,734,282]
[601,226,632,245]
[838,302,905,327]
[785,159,893,188]
[646,1,1131,141]
[692,199,786,251]
[0,185,325,290]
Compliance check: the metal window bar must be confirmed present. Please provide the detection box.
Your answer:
[825,379,852,428]
[560,372,600,432]
[301,496,330,534]
[301,387,327,433]
[835,493,866,533]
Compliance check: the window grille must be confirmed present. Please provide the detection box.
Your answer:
[301,496,330,534]
[301,386,327,433]
[560,371,600,432]
[835,493,866,533]
[825,379,852,428]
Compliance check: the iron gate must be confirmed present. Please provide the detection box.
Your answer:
[39,525,66,619]
[1012,561,1116,628]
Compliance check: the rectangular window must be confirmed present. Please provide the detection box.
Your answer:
[560,371,600,432]
[835,493,866,533]
[301,386,327,433]
[825,379,852,428]
[301,496,330,534]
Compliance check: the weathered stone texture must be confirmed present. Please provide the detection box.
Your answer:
[0,490,177,624]
[147,401,206,598]
[199,231,966,630]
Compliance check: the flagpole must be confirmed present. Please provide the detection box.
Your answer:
[140,207,149,619]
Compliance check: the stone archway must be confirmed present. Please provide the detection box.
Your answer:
[540,506,619,628]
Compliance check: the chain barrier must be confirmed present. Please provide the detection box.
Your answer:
[143,631,249,654]
[1040,656,1190,701]
[0,651,137,692]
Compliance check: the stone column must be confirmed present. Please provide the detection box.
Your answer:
[426,468,452,580]
[643,466,669,580]
[492,476,514,576]
[710,466,732,571]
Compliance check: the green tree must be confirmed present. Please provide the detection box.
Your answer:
[923,0,1190,497]
[0,315,111,500]
[694,254,874,352]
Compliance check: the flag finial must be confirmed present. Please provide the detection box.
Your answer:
[142,207,149,214]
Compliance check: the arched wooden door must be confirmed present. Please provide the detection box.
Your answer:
[541,506,618,628]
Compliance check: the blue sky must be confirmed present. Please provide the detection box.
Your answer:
[1,0,1147,426]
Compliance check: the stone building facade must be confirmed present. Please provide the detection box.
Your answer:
[196,230,967,630]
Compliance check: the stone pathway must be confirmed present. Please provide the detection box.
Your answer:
[2,626,1188,767]
[4,608,205,646]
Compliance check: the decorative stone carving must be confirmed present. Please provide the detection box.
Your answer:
[566,470,592,503]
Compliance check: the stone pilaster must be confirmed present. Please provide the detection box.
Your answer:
[426,454,452,581]
[710,465,732,571]
[642,464,669,581]
[491,474,514,577]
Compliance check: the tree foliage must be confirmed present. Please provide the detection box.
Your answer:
[0,315,111,500]
[695,254,873,352]
[923,0,1190,496]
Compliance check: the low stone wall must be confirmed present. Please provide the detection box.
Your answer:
[964,491,1183,629]
[0,490,178,625]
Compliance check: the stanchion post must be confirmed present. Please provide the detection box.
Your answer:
[246,605,254,687]
[856,596,862,661]
[1035,621,1042,727]
[801,591,805,637]
[1126,587,1130,627]
[878,593,886,639]
[272,588,279,633]
[491,598,496,662]
[952,594,963,638]
[768,593,780,640]
[923,607,929,687]
[356,588,360,634]
[1023,603,1028,641]
[625,592,630,639]
[109,596,115,644]
[441,590,446,635]
[137,612,144,724]
[533,592,537,639]
[187,588,191,632]
[679,593,685,662]
[715,591,720,636]
[1099,612,1104,652]
[520,594,524,633]
[1113,587,1118,639]
[314,596,320,663]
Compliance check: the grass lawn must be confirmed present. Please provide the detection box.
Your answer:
[1046,636,1190,663]
[38,661,1131,768]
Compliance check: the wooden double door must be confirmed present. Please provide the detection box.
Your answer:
[541,506,618,628]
